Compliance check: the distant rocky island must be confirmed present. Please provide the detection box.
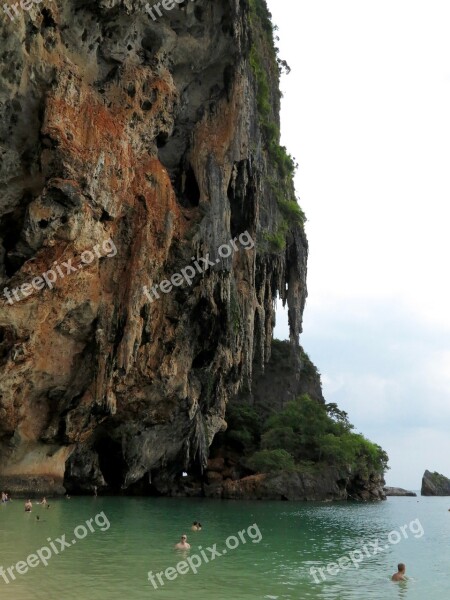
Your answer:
[384,486,417,497]
[421,470,450,496]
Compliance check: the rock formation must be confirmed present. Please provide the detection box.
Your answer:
[384,487,417,497]
[0,0,386,499]
[421,470,450,496]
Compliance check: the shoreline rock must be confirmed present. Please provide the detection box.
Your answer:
[384,486,417,497]
[421,470,450,496]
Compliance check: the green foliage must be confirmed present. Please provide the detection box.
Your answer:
[249,0,306,256]
[221,344,389,480]
[264,212,291,252]
[429,471,450,487]
[264,230,286,251]
[319,432,386,477]
[249,0,274,36]
[269,338,294,371]
[325,403,353,434]
[277,198,306,227]
[257,394,389,474]
[261,426,297,455]
[223,403,261,453]
[267,180,305,230]
[265,394,329,459]
[299,348,320,381]
[248,1,298,181]
[247,449,296,473]
[250,46,271,118]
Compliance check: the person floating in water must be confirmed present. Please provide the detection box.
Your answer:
[175,534,191,550]
[24,499,32,512]
[191,521,199,531]
[38,497,47,505]
[392,563,407,581]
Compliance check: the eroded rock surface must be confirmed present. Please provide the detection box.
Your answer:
[384,487,417,497]
[421,470,450,496]
[0,1,308,495]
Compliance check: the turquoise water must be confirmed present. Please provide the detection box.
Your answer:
[0,495,448,599]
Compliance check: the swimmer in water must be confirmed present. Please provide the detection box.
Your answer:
[392,563,407,581]
[191,521,199,531]
[24,499,32,512]
[175,535,191,550]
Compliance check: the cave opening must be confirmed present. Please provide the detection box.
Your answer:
[94,436,127,492]
[0,202,29,277]
[156,131,168,148]
[41,7,57,29]
[192,349,215,369]
[0,326,16,367]
[227,162,254,238]
[181,165,200,208]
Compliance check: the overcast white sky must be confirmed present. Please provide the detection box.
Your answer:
[269,0,450,489]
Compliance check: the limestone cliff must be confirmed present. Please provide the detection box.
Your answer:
[198,340,386,502]
[0,0,308,495]
[421,470,450,496]
[0,1,386,500]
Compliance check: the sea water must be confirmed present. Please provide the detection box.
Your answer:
[0,494,448,599]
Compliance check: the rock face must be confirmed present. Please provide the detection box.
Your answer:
[384,487,417,497]
[0,0,307,495]
[0,1,386,499]
[148,341,386,502]
[421,470,450,496]
[209,465,385,502]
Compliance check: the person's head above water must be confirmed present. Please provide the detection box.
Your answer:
[392,562,406,582]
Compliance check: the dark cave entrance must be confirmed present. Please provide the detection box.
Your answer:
[0,203,29,277]
[180,165,200,208]
[94,437,127,492]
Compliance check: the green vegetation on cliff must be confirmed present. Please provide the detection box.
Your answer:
[225,394,388,477]
[222,340,389,479]
[249,0,305,250]
[427,471,450,487]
